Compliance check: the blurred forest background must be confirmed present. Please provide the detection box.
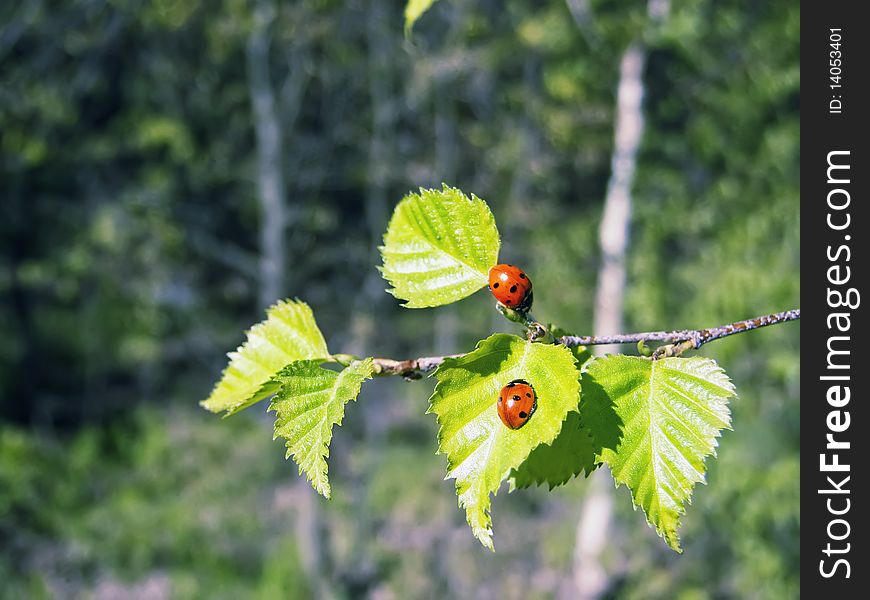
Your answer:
[1,0,798,598]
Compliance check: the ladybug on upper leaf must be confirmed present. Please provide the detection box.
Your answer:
[488,264,533,311]
[497,379,537,430]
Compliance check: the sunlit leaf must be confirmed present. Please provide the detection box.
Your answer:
[405,0,440,34]
[380,184,500,308]
[429,334,580,549]
[582,355,735,551]
[510,345,596,490]
[509,411,598,490]
[270,359,374,498]
[201,300,329,415]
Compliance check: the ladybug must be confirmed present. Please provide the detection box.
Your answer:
[497,379,537,430]
[488,264,533,311]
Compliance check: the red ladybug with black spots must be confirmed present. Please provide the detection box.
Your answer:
[488,264,533,311]
[497,379,537,430]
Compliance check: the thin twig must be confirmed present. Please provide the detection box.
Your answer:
[370,355,463,379]
[369,309,800,378]
[559,309,801,349]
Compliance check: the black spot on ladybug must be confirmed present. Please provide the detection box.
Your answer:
[510,284,518,293]
[519,272,526,279]
[518,411,528,419]
[526,393,531,397]
[493,282,499,288]
[513,395,521,401]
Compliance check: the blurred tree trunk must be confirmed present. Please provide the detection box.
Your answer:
[570,1,669,598]
[248,0,286,310]
[571,43,643,600]
[357,0,394,335]
[247,2,332,597]
[335,0,397,594]
[348,0,394,354]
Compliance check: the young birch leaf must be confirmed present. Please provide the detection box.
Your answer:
[270,359,374,499]
[405,0,440,34]
[509,411,598,490]
[510,346,597,490]
[582,355,735,551]
[429,334,580,549]
[380,185,500,308]
[201,300,330,415]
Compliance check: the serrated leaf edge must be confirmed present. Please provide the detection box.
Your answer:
[597,356,736,552]
[428,334,580,549]
[269,358,374,499]
[379,184,500,308]
[201,299,330,414]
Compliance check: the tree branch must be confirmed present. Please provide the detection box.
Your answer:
[369,355,463,379]
[366,309,800,378]
[559,309,800,356]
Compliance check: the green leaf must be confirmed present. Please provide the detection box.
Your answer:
[270,359,374,498]
[201,300,330,415]
[510,345,596,490]
[404,0,440,34]
[567,344,595,372]
[429,334,580,549]
[582,355,735,551]
[379,185,500,308]
[509,411,598,490]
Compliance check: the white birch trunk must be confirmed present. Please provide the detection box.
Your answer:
[248,0,286,311]
[247,4,332,597]
[570,0,670,595]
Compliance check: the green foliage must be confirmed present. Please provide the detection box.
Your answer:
[197,187,749,553]
[254,537,312,600]
[201,300,330,415]
[269,359,374,498]
[509,343,596,490]
[582,355,735,551]
[0,409,299,598]
[404,0,440,34]
[379,185,500,308]
[3,0,798,590]
[428,334,580,549]
[509,411,598,490]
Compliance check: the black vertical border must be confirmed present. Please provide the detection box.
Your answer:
[802,1,868,596]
